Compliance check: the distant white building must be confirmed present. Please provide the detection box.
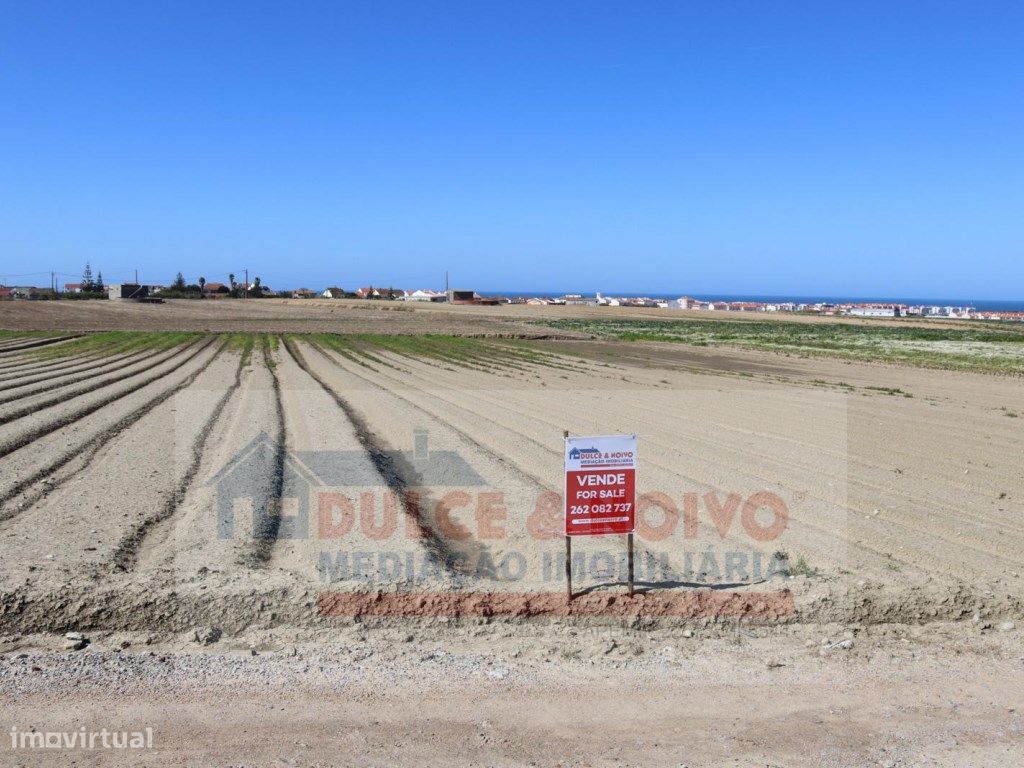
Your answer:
[561,294,591,306]
[403,289,446,302]
[848,307,898,317]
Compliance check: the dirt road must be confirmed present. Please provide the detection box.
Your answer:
[2,627,1022,766]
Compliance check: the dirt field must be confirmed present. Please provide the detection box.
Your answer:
[0,308,1021,765]
[0,298,564,336]
[0,295,999,334]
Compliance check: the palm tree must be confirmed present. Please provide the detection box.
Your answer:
[198,276,206,298]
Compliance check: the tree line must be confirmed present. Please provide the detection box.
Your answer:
[161,272,270,298]
[63,264,272,299]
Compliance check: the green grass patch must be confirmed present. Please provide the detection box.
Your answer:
[534,318,1024,375]
[865,385,913,397]
[298,333,576,374]
[29,331,203,359]
[774,551,820,578]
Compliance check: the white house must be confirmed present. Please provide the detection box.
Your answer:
[403,289,446,302]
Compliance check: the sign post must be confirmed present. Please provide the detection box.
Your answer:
[563,432,638,600]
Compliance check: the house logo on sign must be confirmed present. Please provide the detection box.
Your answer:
[208,430,484,541]
[567,446,601,462]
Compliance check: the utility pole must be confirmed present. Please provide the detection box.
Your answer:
[50,271,55,293]
[134,269,138,284]
[244,269,249,299]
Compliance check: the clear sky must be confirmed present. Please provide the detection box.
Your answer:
[1,1,1022,297]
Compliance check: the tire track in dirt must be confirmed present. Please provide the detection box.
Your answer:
[379,349,1024,588]
[320,349,785,571]
[129,342,288,578]
[0,339,214,461]
[403,348,1019,581]
[0,354,95,381]
[0,342,198,425]
[404,360,1010,575]
[547,375,1024,570]
[284,338,491,577]
[0,341,226,518]
[592,367,1024,538]
[0,348,165,406]
[0,337,35,350]
[0,348,240,592]
[0,350,137,389]
[0,334,83,354]
[250,338,287,565]
[327,350,909,589]
[372,352,974,583]
[311,343,554,494]
[110,348,245,572]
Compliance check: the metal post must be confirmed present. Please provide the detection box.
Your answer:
[627,532,634,597]
[565,535,572,601]
[563,429,572,601]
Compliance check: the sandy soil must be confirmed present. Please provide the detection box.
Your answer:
[1,626,1022,766]
[0,324,1021,765]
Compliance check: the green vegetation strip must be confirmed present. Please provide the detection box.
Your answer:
[29,331,204,359]
[535,318,1024,374]
[18,330,584,373]
[299,333,578,373]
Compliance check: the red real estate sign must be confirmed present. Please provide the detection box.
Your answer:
[564,434,637,536]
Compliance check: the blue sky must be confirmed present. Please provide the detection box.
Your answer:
[1,1,1022,297]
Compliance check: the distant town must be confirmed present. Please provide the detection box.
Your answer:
[2,264,1022,321]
